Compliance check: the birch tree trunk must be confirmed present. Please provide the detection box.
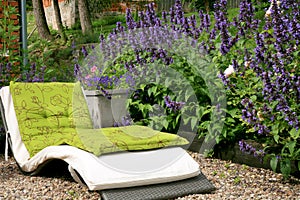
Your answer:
[78,0,93,34]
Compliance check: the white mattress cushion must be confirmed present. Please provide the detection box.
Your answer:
[70,146,200,190]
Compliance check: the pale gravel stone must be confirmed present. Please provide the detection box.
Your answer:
[0,153,299,200]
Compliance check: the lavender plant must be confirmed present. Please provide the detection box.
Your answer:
[216,0,299,178]
[0,62,49,88]
[75,1,222,135]
[75,0,299,178]
[240,0,299,178]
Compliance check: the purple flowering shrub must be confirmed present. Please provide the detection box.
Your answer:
[215,0,299,178]
[0,63,49,87]
[75,1,214,133]
[74,0,299,177]
[76,45,212,132]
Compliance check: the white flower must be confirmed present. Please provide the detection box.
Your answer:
[276,0,281,6]
[244,61,251,68]
[257,111,264,121]
[265,8,272,18]
[265,0,281,18]
[224,65,235,77]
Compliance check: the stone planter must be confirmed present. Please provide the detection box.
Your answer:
[84,89,129,128]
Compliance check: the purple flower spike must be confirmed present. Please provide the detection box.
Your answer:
[164,95,185,112]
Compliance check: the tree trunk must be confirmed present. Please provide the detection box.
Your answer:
[32,0,53,40]
[78,0,93,34]
[53,0,66,42]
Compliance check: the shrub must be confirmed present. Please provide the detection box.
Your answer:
[214,0,300,178]
[0,1,20,64]
[75,0,299,178]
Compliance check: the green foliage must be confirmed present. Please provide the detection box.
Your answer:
[0,2,21,64]
[93,14,126,26]
[28,39,74,82]
[26,4,127,80]
[0,2,22,89]
[190,0,216,12]
[88,0,114,18]
[207,2,299,179]
[123,52,213,134]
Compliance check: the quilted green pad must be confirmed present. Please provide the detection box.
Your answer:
[78,126,189,156]
[10,82,93,156]
[10,82,188,157]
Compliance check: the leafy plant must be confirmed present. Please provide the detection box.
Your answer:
[215,0,300,178]
[75,1,225,140]
[190,0,216,12]
[74,0,299,179]
[0,1,20,64]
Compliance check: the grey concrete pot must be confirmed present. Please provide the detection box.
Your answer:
[84,89,129,128]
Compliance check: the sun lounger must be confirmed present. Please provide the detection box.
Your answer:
[0,82,215,199]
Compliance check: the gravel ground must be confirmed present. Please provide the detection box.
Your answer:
[0,153,299,200]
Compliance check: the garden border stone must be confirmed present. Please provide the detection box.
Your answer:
[214,140,299,177]
[185,136,299,177]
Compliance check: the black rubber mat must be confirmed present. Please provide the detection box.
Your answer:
[101,173,216,200]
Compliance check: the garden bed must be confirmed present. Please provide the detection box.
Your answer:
[187,136,300,178]
[214,140,300,178]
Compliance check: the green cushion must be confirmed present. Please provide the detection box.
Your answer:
[10,82,93,156]
[78,126,189,156]
[10,82,188,157]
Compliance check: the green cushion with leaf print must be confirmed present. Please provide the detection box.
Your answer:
[10,81,93,157]
[10,82,189,157]
[78,125,189,156]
